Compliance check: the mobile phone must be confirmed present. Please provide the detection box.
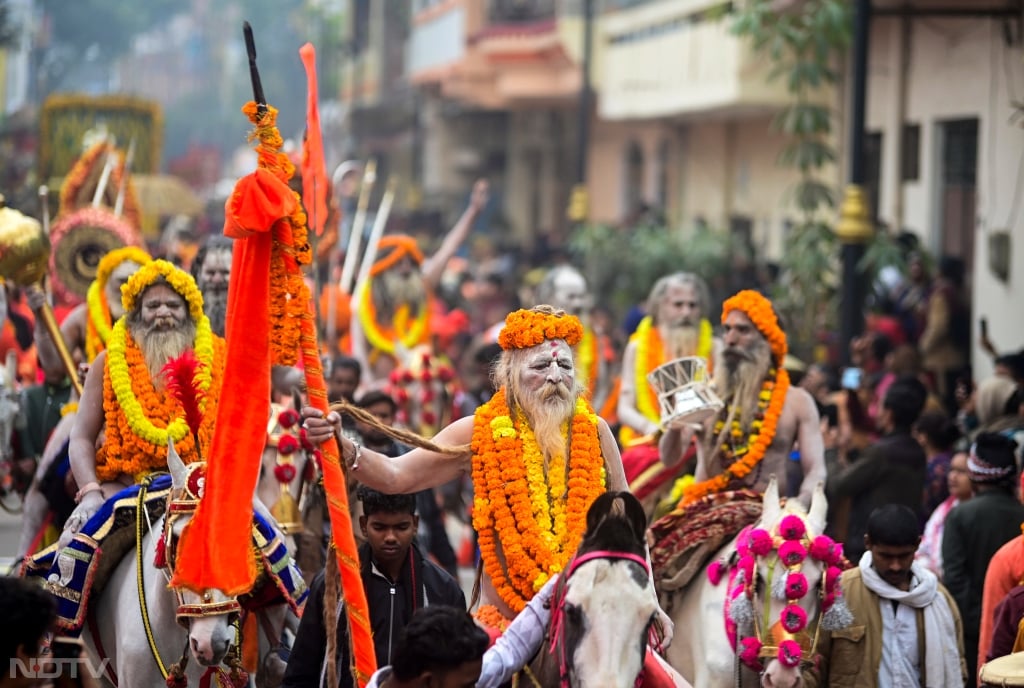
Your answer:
[841,367,862,390]
[980,317,989,338]
[51,637,85,660]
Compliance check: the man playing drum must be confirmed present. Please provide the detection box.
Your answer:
[659,289,824,508]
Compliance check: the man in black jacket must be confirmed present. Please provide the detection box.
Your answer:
[283,488,466,687]
[828,375,928,562]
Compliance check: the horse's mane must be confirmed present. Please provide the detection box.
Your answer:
[577,491,648,559]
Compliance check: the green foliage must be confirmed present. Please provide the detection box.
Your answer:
[730,0,852,356]
[569,223,736,315]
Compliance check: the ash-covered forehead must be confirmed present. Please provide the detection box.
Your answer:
[523,339,574,365]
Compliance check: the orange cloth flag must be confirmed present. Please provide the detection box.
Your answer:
[299,43,328,238]
[171,168,290,594]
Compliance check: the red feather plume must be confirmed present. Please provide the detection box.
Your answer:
[162,350,207,438]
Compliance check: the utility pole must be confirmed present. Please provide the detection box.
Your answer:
[836,0,874,366]
[568,0,594,224]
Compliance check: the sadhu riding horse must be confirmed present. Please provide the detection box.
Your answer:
[23,439,306,688]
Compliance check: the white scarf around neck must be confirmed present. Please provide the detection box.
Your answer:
[859,551,963,687]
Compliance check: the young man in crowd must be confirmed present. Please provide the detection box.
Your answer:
[367,606,489,688]
[282,488,465,687]
[808,504,966,687]
[1,576,58,688]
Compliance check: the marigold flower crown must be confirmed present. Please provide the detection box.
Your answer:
[721,290,787,363]
[498,308,584,351]
[96,246,153,290]
[121,259,205,322]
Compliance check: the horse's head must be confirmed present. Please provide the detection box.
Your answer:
[162,439,239,667]
[727,477,847,688]
[552,491,656,688]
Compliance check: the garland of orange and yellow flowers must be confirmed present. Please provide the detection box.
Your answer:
[471,389,606,616]
[575,326,599,398]
[356,285,429,355]
[105,260,214,447]
[680,290,788,506]
[621,316,713,444]
[85,246,152,361]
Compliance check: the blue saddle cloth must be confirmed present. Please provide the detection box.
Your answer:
[23,475,308,633]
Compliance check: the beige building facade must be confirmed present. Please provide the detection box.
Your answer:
[864,9,1024,377]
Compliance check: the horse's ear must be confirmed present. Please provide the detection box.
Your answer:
[808,481,827,534]
[585,492,618,534]
[168,436,188,490]
[618,492,648,544]
[762,475,781,527]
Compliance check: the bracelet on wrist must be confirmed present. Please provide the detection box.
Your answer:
[75,481,102,504]
[345,441,362,472]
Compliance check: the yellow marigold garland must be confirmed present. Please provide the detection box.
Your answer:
[722,290,787,364]
[121,259,205,322]
[498,309,584,351]
[241,102,313,367]
[97,320,225,480]
[356,279,430,355]
[680,367,790,506]
[576,326,599,398]
[621,316,713,444]
[471,389,605,613]
[85,246,152,361]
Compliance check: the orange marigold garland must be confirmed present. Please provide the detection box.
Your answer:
[96,333,226,481]
[680,366,790,506]
[471,389,605,613]
[241,101,313,367]
[498,309,584,351]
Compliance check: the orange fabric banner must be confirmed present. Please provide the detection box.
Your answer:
[172,172,277,593]
[299,43,328,238]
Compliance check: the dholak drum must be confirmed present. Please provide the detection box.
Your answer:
[646,356,724,428]
[981,653,1024,686]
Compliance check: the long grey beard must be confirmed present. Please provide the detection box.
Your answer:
[712,343,773,450]
[203,289,228,338]
[664,324,699,359]
[520,384,577,464]
[129,320,198,382]
[373,271,425,321]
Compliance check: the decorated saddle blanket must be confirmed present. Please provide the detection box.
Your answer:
[22,474,308,633]
[648,490,762,593]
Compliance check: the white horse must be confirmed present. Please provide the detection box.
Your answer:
[665,478,847,688]
[525,491,672,688]
[83,441,300,688]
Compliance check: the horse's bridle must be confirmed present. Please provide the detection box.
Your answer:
[134,468,243,685]
[548,550,651,688]
[154,464,243,623]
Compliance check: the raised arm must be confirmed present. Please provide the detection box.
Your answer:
[26,287,83,381]
[421,179,488,292]
[303,408,473,494]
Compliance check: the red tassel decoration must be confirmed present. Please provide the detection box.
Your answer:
[162,350,207,437]
[154,532,167,568]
